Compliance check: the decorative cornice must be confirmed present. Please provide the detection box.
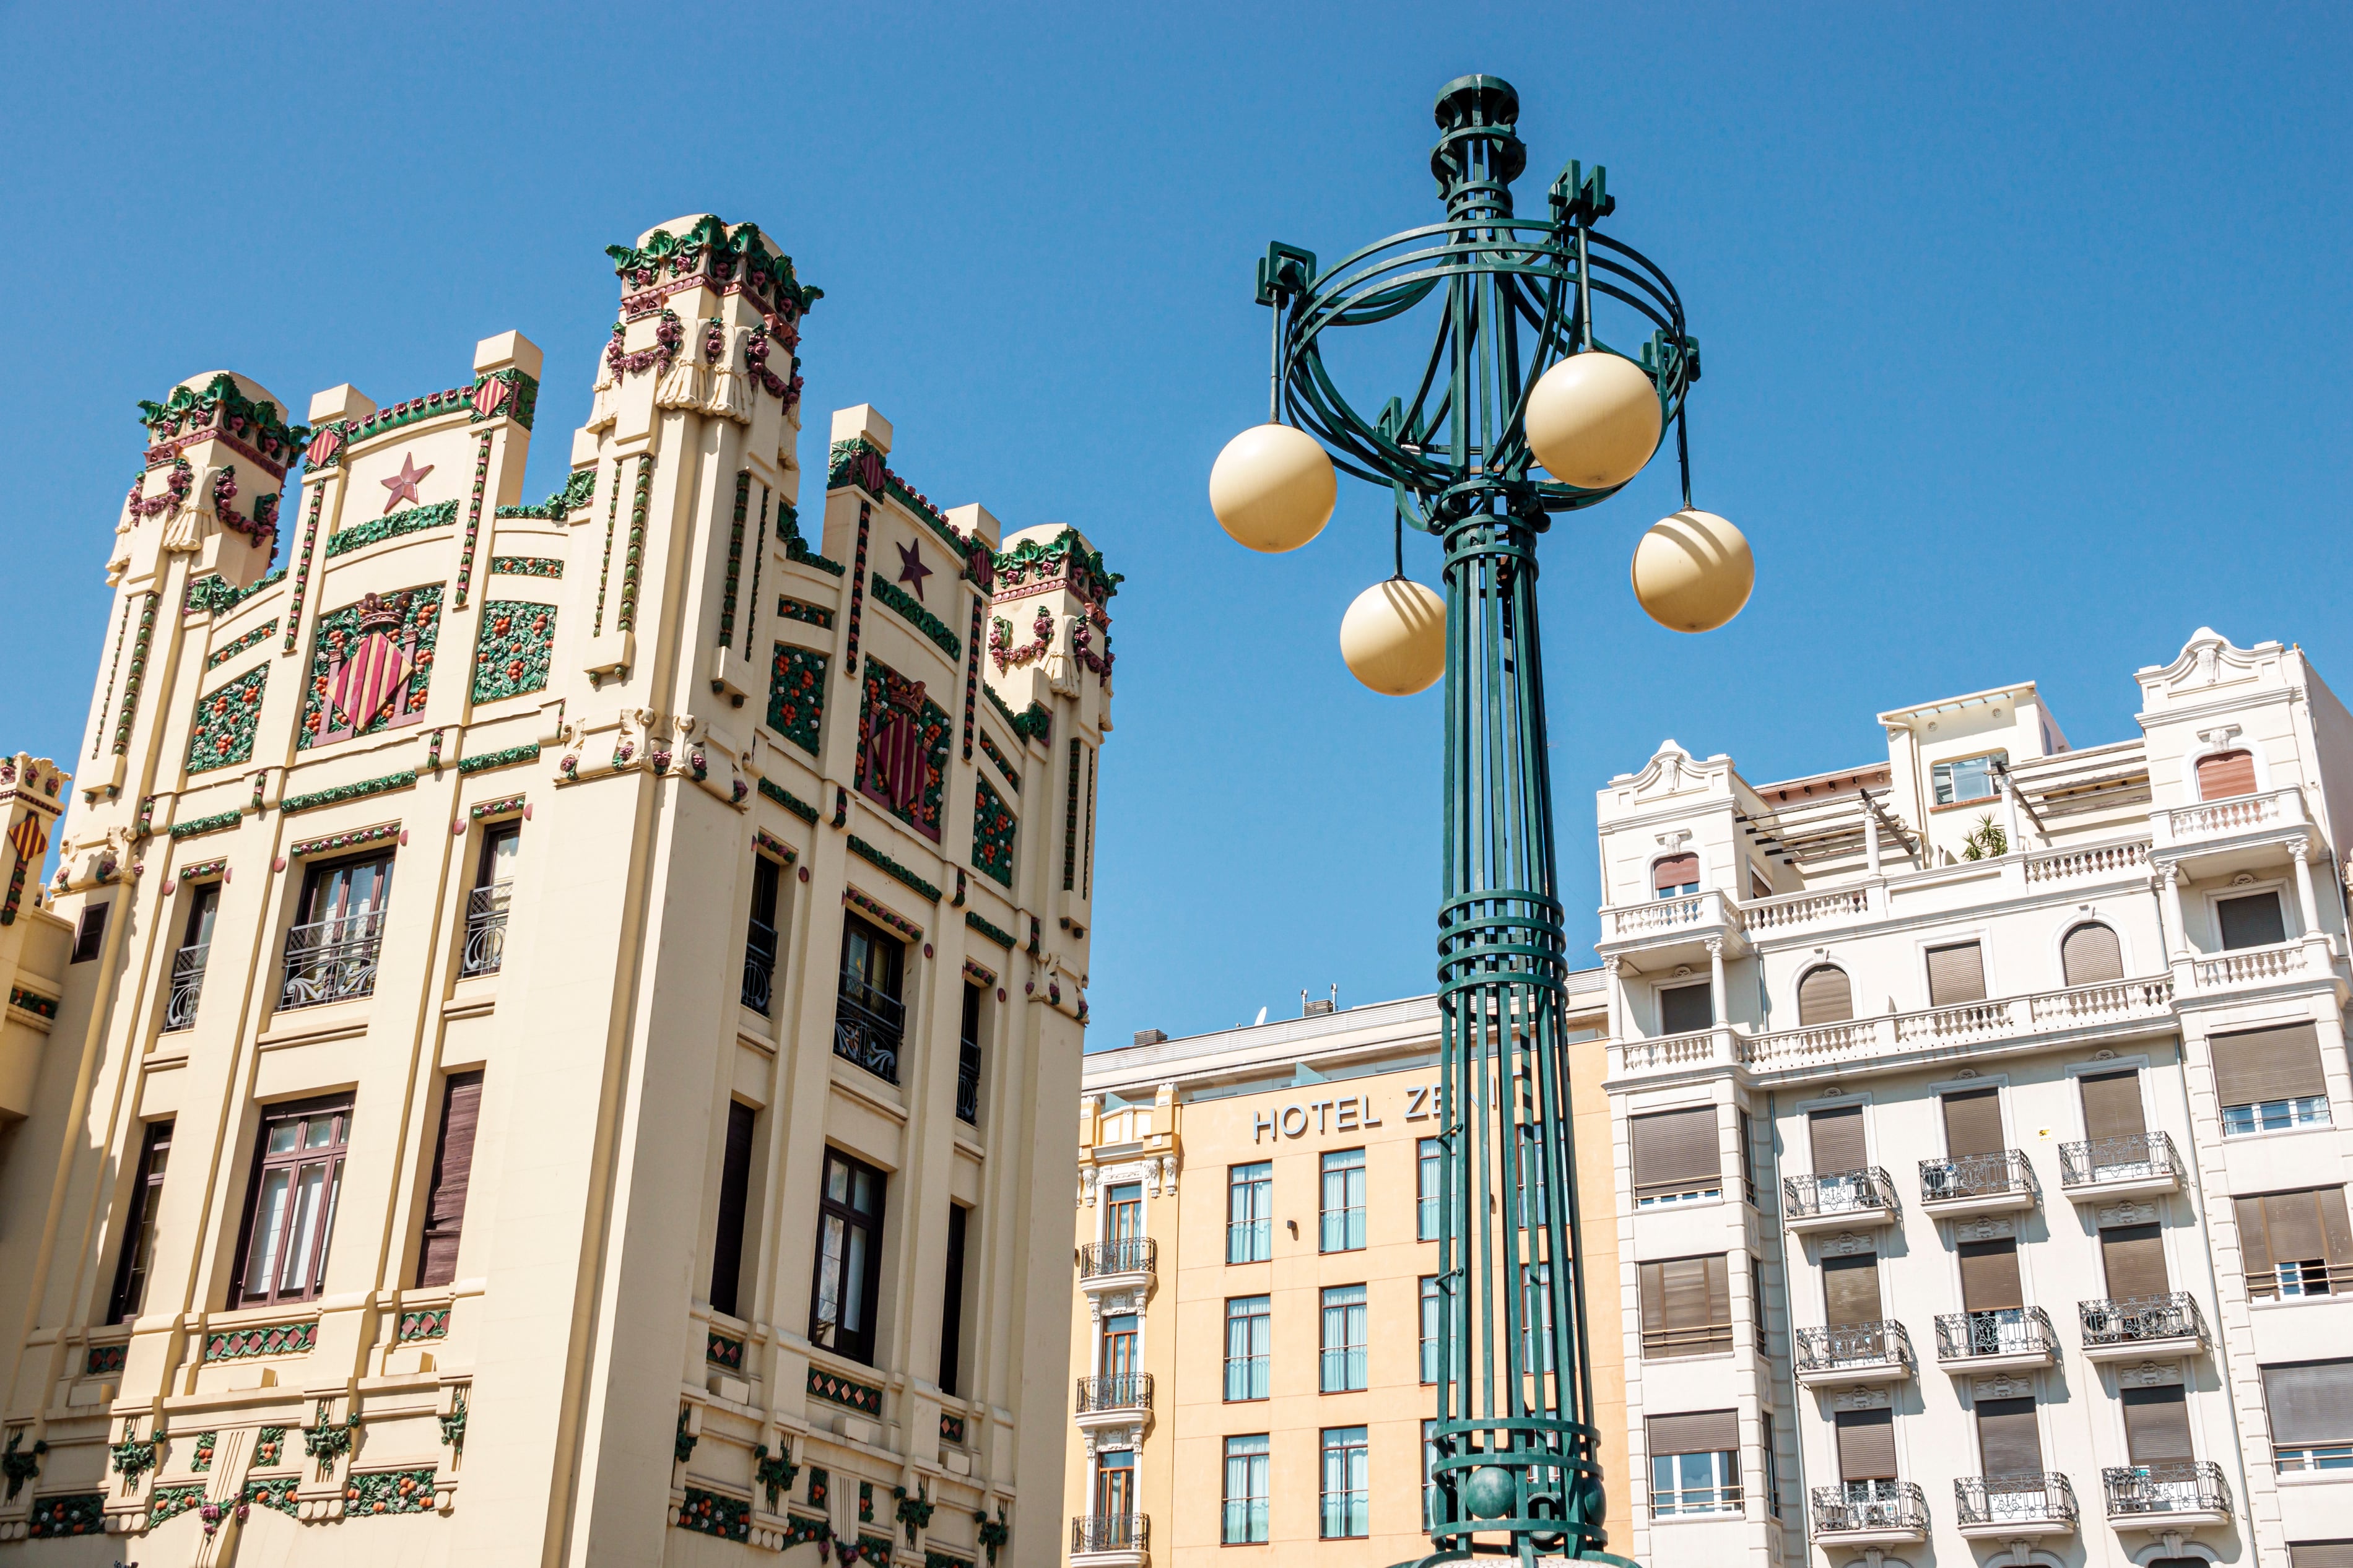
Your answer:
[469,795,526,821]
[605,215,822,318]
[176,857,228,881]
[138,373,308,479]
[827,438,971,558]
[758,776,820,824]
[458,742,540,775]
[964,910,1017,950]
[324,499,456,559]
[846,834,940,903]
[280,769,416,816]
[495,467,596,522]
[8,985,58,1021]
[870,571,962,661]
[991,525,1121,605]
[185,563,287,618]
[206,619,279,670]
[169,810,242,841]
[845,885,921,941]
[288,821,401,859]
[755,828,796,862]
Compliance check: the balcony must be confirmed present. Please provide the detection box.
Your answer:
[1955,1473,2077,1540]
[1918,1150,2038,1217]
[2058,1131,2183,1199]
[2102,1461,2231,1527]
[163,942,208,1031]
[1783,1167,1900,1234]
[1077,1238,1155,1297]
[279,911,385,1010]
[1810,1481,1928,1544]
[2154,784,2308,855]
[1070,1513,1149,1566]
[1739,976,2175,1080]
[1793,1320,1915,1387]
[1934,1306,2059,1372]
[1598,888,1747,969]
[2079,1294,2209,1362]
[741,916,777,1015]
[2179,933,2341,998]
[1075,1374,1154,1430]
[832,987,903,1083]
[461,880,510,977]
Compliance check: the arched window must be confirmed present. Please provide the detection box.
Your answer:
[1653,854,1700,898]
[1796,964,1853,1026]
[2061,922,2124,986]
[2196,749,2256,800]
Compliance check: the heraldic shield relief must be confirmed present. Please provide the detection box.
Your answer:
[855,659,950,841]
[300,586,443,748]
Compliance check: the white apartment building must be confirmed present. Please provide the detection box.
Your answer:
[1599,628,2353,1568]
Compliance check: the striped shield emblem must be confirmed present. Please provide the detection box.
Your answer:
[330,630,407,735]
[5,810,45,865]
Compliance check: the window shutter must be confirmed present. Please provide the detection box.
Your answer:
[2263,1190,2329,1265]
[1647,1411,1738,1457]
[416,1073,483,1289]
[1659,982,1713,1034]
[2100,1223,2170,1300]
[1808,1105,1867,1174]
[2197,749,2256,800]
[1926,942,1987,1006]
[1632,1109,1720,1191]
[2263,1361,2353,1446]
[1822,1254,1883,1326]
[1706,1253,1731,1327]
[2210,1023,2325,1106]
[1958,1239,2024,1310]
[1941,1088,2005,1157]
[2121,1385,2194,1463]
[2289,1543,2353,1568]
[2323,1188,2353,1267]
[2061,923,2125,985]
[1797,966,1853,1026]
[1660,1257,1715,1331]
[1975,1397,2043,1478]
[2217,891,2288,949]
[2235,1194,2273,1276]
[1653,853,1699,893]
[1640,1263,1666,1340]
[2079,1070,2146,1142]
[1835,1409,1897,1480]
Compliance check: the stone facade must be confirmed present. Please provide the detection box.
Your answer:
[0,214,1116,1568]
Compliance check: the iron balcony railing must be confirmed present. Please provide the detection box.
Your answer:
[1955,1473,2077,1528]
[2080,1293,2207,1349]
[1920,1149,2037,1204]
[280,911,386,1010]
[1077,1238,1156,1280]
[1783,1166,1898,1220]
[741,917,778,1015]
[163,942,209,1031]
[1794,1320,1914,1376]
[1811,1481,1928,1536]
[1071,1514,1148,1554]
[1936,1306,2058,1362]
[956,1037,981,1124]
[461,880,511,977]
[832,983,903,1083]
[2102,1460,2231,1518]
[2058,1130,2180,1188]
[1075,1373,1154,1413]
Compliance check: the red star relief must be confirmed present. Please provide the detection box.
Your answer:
[895,539,934,600]
[380,453,433,514]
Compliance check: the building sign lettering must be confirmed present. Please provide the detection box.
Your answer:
[1251,1086,1438,1143]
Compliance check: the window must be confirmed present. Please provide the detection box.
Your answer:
[1925,940,1987,1007]
[281,854,392,1008]
[2236,1187,2353,1299]
[2287,1543,2353,1567]
[710,1101,757,1317]
[1653,852,1700,898]
[1423,1418,1443,1530]
[938,1203,968,1397]
[1933,753,2003,806]
[1515,1127,1551,1229]
[1320,1148,1365,1252]
[1976,1396,2043,1477]
[164,883,219,1031]
[1420,1276,1444,1384]
[1105,1181,1142,1244]
[1417,1138,1442,1241]
[1222,1434,1270,1544]
[1762,1413,1783,1517]
[1521,1262,1557,1373]
[71,901,108,963]
[741,853,781,1013]
[833,914,905,1081]
[809,1149,886,1364]
[2061,921,2124,986]
[1749,865,1773,901]
[1639,1254,1732,1358]
[1939,1086,2005,1158]
[1321,1284,1367,1391]
[233,1098,350,1307]
[463,822,518,977]
[1822,1251,1884,1327]
[1796,963,1851,1026]
[2197,748,2257,800]
[1631,1107,1721,1206]
[2100,1221,2171,1301]
[955,982,984,1124]
[1737,1109,1759,1206]
[1227,1161,1272,1262]
[108,1120,173,1322]
[1320,1426,1369,1538]
[2212,1023,2330,1137]
[1094,1447,1136,1520]
[1647,1411,1741,1515]
[2080,1067,2147,1143]
[1100,1312,1139,1380]
[415,1072,483,1288]
[1659,981,1712,1034]
[2218,889,2288,950]
[1750,1255,1770,1352]
[2121,1384,2193,1465]
[2264,1361,2353,1471]
[1224,1294,1271,1400]
[1807,1103,1869,1192]
[1835,1407,1896,1483]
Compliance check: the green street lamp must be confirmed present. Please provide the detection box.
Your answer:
[1210,77,1753,1566]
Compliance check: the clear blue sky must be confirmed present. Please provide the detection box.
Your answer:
[4,4,2347,1047]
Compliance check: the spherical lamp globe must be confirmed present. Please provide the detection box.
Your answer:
[1462,1464,1517,1520]
[1209,423,1336,553]
[1339,578,1446,696]
[1523,351,1662,491]
[1632,509,1753,633]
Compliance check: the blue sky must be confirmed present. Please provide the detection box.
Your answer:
[4,4,2347,1047]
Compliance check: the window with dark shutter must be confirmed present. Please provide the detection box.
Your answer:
[2289,1542,2353,1568]
[709,1101,757,1317]
[1659,982,1713,1035]
[1958,1239,2024,1311]
[1821,1254,1883,1327]
[1975,1397,2042,1478]
[2121,1385,2194,1463]
[1639,1255,1732,1357]
[1647,1410,1739,1457]
[1653,854,1700,896]
[1941,1088,2005,1157]
[2196,749,2256,800]
[1926,942,1987,1006]
[2217,890,2288,950]
[1808,1105,1867,1174]
[415,1073,483,1288]
[938,1203,968,1397]
[1796,966,1853,1026]
[108,1120,174,1322]
[2263,1361,2353,1453]
[2100,1223,2170,1301]
[1835,1409,1897,1480]
[2211,1024,2325,1107]
[1631,1108,1720,1203]
[2061,922,2125,986]
[2237,1188,2353,1297]
[2079,1070,2146,1141]
[71,901,108,963]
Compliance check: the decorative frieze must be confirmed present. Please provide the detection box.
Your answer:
[139,373,307,479]
[187,1431,217,1472]
[282,481,326,651]
[471,601,558,703]
[1827,1386,1891,1412]
[827,438,968,557]
[204,1321,316,1361]
[676,1486,751,1541]
[458,742,540,775]
[767,646,827,756]
[1971,1373,2037,1399]
[846,886,922,942]
[706,1331,744,1371]
[941,1410,968,1446]
[111,592,160,756]
[1949,1215,2017,1243]
[616,455,652,634]
[2115,1360,2184,1388]
[992,525,1121,606]
[11,987,59,1021]
[176,858,227,881]
[847,836,941,903]
[469,367,539,431]
[346,1468,435,1516]
[965,911,1016,950]
[206,620,279,670]
[753,830,794,864]
[871,570,961,661]
[281,769,417,816]
[962,958,996,988]
[186,664,269,776]
[1817,1231,1876,1257]
[398,1308,450,1342]
[806,1364,883,1417]
[169,810,240,841]
[471,796,526,823]
[324,499,457,560]
[844,502,872,673]
[252,1429,287,1468]
[2097,1200,2161,1229]
[149,1481,205,1525]
[25,1492,103,1538]
[778,596,832,629]
[287,822,401,860]
[244,1475,298,1515]
[759,777,820,825]
[977,732,1020,793]
[972,778,1017,888]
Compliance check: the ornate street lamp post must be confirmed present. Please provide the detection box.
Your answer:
[1209,77,1753,1565]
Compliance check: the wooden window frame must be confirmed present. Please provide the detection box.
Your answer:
[108,1119,174,1323]
[807,1147,887,1366]
[229,1095,352,1309]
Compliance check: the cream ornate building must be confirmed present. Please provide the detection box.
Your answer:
[0,214,1117,1567]
[1062,989,1629,1567]
[1601,629,2353,1568]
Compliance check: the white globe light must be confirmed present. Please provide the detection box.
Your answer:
[1339,578,1446,696]
[1209,423,1336,553]
[1632,509,1753,633]
[1523,352,1661,490]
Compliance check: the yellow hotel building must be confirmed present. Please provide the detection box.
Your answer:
[1062,984,1627,1566]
